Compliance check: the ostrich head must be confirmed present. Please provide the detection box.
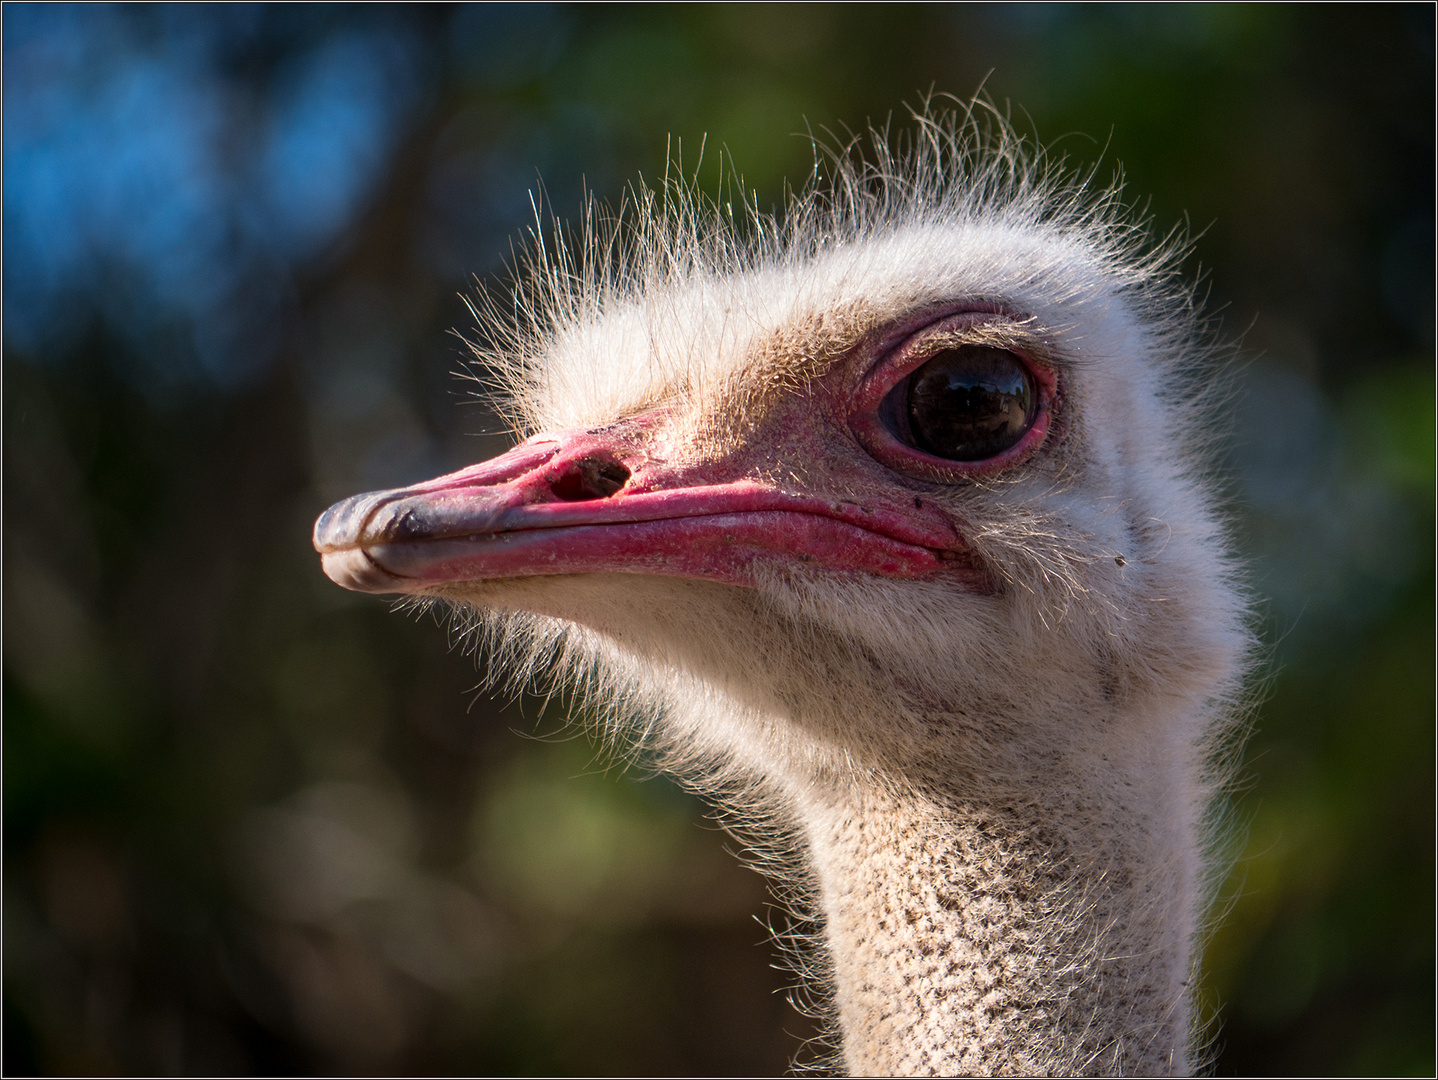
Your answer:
[315,108,1251,1076]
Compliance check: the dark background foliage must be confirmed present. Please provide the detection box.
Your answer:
[5,4,1432,1075]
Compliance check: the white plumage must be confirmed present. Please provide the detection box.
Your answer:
[315,104,1252,1076]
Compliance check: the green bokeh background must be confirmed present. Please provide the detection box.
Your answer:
[5,5,1433,1075]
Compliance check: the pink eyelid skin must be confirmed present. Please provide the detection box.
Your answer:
[846,309,1057,480]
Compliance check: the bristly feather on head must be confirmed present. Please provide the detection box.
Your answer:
[462,96,1201,431]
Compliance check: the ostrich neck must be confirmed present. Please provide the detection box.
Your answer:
[795,736,1199,1077]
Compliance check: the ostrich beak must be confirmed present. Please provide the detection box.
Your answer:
[314,423,977,595]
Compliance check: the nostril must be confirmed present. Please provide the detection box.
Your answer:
[550,454,631,501]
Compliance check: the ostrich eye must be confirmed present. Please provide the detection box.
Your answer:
[902,345,1037,461]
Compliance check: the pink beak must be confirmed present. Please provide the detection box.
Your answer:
[314,417,981,595]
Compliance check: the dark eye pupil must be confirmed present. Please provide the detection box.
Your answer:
[905,345,1037,461]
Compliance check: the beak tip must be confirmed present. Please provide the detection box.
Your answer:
[316,491,415,594]
[312,505,341,552]
[314,491,393,553]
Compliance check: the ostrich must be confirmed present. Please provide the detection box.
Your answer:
[313,107,1250,1076]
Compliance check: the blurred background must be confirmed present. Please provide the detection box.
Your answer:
[4,4,1432,1075]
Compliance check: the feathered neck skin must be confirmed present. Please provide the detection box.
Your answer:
[520,567,1220,1077]
[617,590,1212,1077]
[796,725,1198,1076]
